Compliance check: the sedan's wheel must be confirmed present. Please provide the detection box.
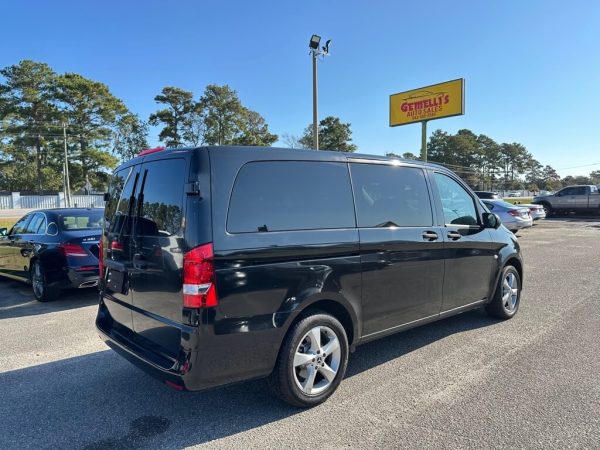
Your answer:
[269,312,348,407]
[31,261,59,302]
[486,265,521,319]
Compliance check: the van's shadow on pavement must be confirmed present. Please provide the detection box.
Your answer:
[0,308,497,450]
[0,279,98,319]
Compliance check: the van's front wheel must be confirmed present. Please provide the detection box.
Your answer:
[269,313,348,407]
[486,265,521,319]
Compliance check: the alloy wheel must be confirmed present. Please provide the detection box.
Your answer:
[32,262,45,298]
[502,272,519,312]
[293,326,341,396]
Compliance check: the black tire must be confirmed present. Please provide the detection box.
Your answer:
[486,265,521,320]
[541,203,553,217]
[268,312,349,408]
[31,260,59,302]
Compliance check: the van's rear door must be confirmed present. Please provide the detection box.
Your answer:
[102,165,141,331]
[129,157,189,358]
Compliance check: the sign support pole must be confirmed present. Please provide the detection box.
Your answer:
[421,120,428,161]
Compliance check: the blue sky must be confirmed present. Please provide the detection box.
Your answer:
[2,0,599,176]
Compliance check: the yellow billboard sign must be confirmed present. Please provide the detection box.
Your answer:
[389,78,464,127]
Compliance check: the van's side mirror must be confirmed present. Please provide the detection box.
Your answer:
[482,212,501,229]
[0,227,7,236]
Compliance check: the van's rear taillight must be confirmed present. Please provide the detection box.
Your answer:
[182,243,217,308]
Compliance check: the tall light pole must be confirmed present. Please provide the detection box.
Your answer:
[62,123,72,207]
[309,34,331,150]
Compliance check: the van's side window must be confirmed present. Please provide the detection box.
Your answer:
[433,173,479,226]
[136,159,185,236]
[350,164,433,228]
[228,161,355,233]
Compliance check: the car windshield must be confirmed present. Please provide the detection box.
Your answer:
[58,210,104,231]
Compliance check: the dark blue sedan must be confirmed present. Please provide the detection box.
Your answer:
[0,208,103,301]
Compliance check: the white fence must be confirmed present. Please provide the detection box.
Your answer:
[0,195,11,209]
[71,195,105,208]
[0,192,104,210]
[20,195,60,209]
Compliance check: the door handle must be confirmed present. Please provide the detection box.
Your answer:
[447,231,462,240]
[422,231,438,241]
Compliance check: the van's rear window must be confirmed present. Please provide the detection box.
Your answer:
[58,211,103,230]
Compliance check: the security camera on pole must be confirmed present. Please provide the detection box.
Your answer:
[308,34,331,150]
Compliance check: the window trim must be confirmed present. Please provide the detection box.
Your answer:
[10,214,33,235]
[226,160,357,234]
[25,212,46,235]
[430,170,483,228]
[348,162,435,229]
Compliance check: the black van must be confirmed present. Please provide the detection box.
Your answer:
[96,146,523,407]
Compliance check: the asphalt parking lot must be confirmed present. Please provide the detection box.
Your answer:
[1,217,599,449]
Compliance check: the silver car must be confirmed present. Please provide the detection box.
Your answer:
[518,204,546,220]
[482,200,533,232]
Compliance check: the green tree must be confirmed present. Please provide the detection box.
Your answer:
[0,142,38,191]
[149,86,198,147]
[540,165,561,190]
[0,60,59,191]
[54,73,124,190]
[113,113,149,161]
[232,109,278,146]
[199,84,277,146]
[523,156,543,187]
[563,175,592,186]
[427,129,451,163]
[386,151,418,159]
[499,143,528,187]
[299,116,357,152]
[474,134,500,191]
[199,84,245,145]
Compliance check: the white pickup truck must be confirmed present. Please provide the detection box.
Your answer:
[532,185,600,215]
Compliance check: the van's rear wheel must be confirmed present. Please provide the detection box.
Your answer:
[269,312,348,407]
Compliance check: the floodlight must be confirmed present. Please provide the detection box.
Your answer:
[309,34,321,50]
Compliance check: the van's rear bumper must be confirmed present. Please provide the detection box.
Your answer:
[96,300,192,390]
[96,297,283,391]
